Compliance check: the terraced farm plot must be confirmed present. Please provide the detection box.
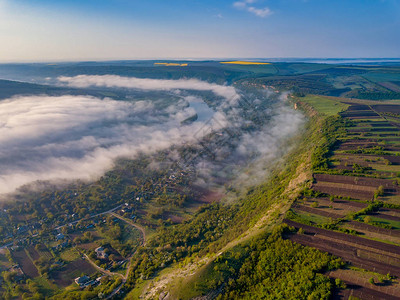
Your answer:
[312,180,376,200]
[300,198,367,217]
[11,249,39,278]
[293,203,344,219]
[341,110,381,118]
[372,105,400,114]
[315,173,398,188]
[329,268,400,300]
[285,220,400,277]
[379,208,400,218]
[289,98,400,298]
[358,215,400,230]
[290,208,332,225]
[344,226,400,245]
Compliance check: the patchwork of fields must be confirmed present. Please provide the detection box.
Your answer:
[288,96,400,299]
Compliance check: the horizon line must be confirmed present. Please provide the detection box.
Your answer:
[1,57,400,64]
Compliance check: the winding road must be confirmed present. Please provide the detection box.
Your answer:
[82,211,147,299]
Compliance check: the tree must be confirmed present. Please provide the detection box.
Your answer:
[109,254,116,262]
[364,216,371,224]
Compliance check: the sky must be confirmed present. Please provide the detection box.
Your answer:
[0,0,399,62]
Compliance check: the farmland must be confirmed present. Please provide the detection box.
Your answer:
[220,61,270,65]
[286,94,400,299]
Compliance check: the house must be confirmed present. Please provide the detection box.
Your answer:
[56,233,64,240]
[75,275,90,286]
[95,247,108,259]
[121,207,132,213]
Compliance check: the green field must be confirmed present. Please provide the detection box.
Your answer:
[358,215,400,230]
[59,248,80,262]
[300,95,350,116]
[363,72,400,83]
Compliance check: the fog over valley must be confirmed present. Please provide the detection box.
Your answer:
[0,74,303,196]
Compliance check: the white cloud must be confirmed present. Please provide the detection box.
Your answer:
[0,94,223,195]
[233,0,272,18]
[0,76,303,197]
[58,75,241,103]
[247,6,272,17]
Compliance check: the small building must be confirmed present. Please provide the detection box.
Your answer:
[95,247,108,259]
[121,207,132,213]
[56,233,64,240]
[75,275,90,286]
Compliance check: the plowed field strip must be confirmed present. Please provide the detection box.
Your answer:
[284,220,400,256]
[371,212,400,222]
[312,184,373,200]
[288,233,400,276]
[347,221,400,237]
[313,181,377,192]
[12,250,39,278]
[315,174,397,188]
[379,208,400,218]
[329,270,400,300]
[293,204,344,219]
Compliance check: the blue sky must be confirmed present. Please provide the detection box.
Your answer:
[0,0,399,62]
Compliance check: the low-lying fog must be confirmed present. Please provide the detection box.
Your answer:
[0,75,304,196]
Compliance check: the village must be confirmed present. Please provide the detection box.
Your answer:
[0,200,145,298]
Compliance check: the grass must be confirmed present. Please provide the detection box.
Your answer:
[33,276,59,295]
[358,215,400,229]
[120,224,142,244]
[59,248,80,262]
[368,163,400,172]
[124,280,148,299]
[299,95,350,116]
[293,210,332,225]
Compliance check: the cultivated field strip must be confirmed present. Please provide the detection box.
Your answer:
[288,233,400,277]
[287,99,400,298]
[346,220,400,237]
[312,183,375,200]
[329,270,400,300]
[292,204,344,219]
[285,220,400,257]
[285,221,400,277]
[314,174,398,188]
[11,249,39,278]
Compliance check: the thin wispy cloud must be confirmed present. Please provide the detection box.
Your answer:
[58,75,241,103]
[233,0,272,18]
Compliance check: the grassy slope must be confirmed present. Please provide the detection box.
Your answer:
[163,97,343,299]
